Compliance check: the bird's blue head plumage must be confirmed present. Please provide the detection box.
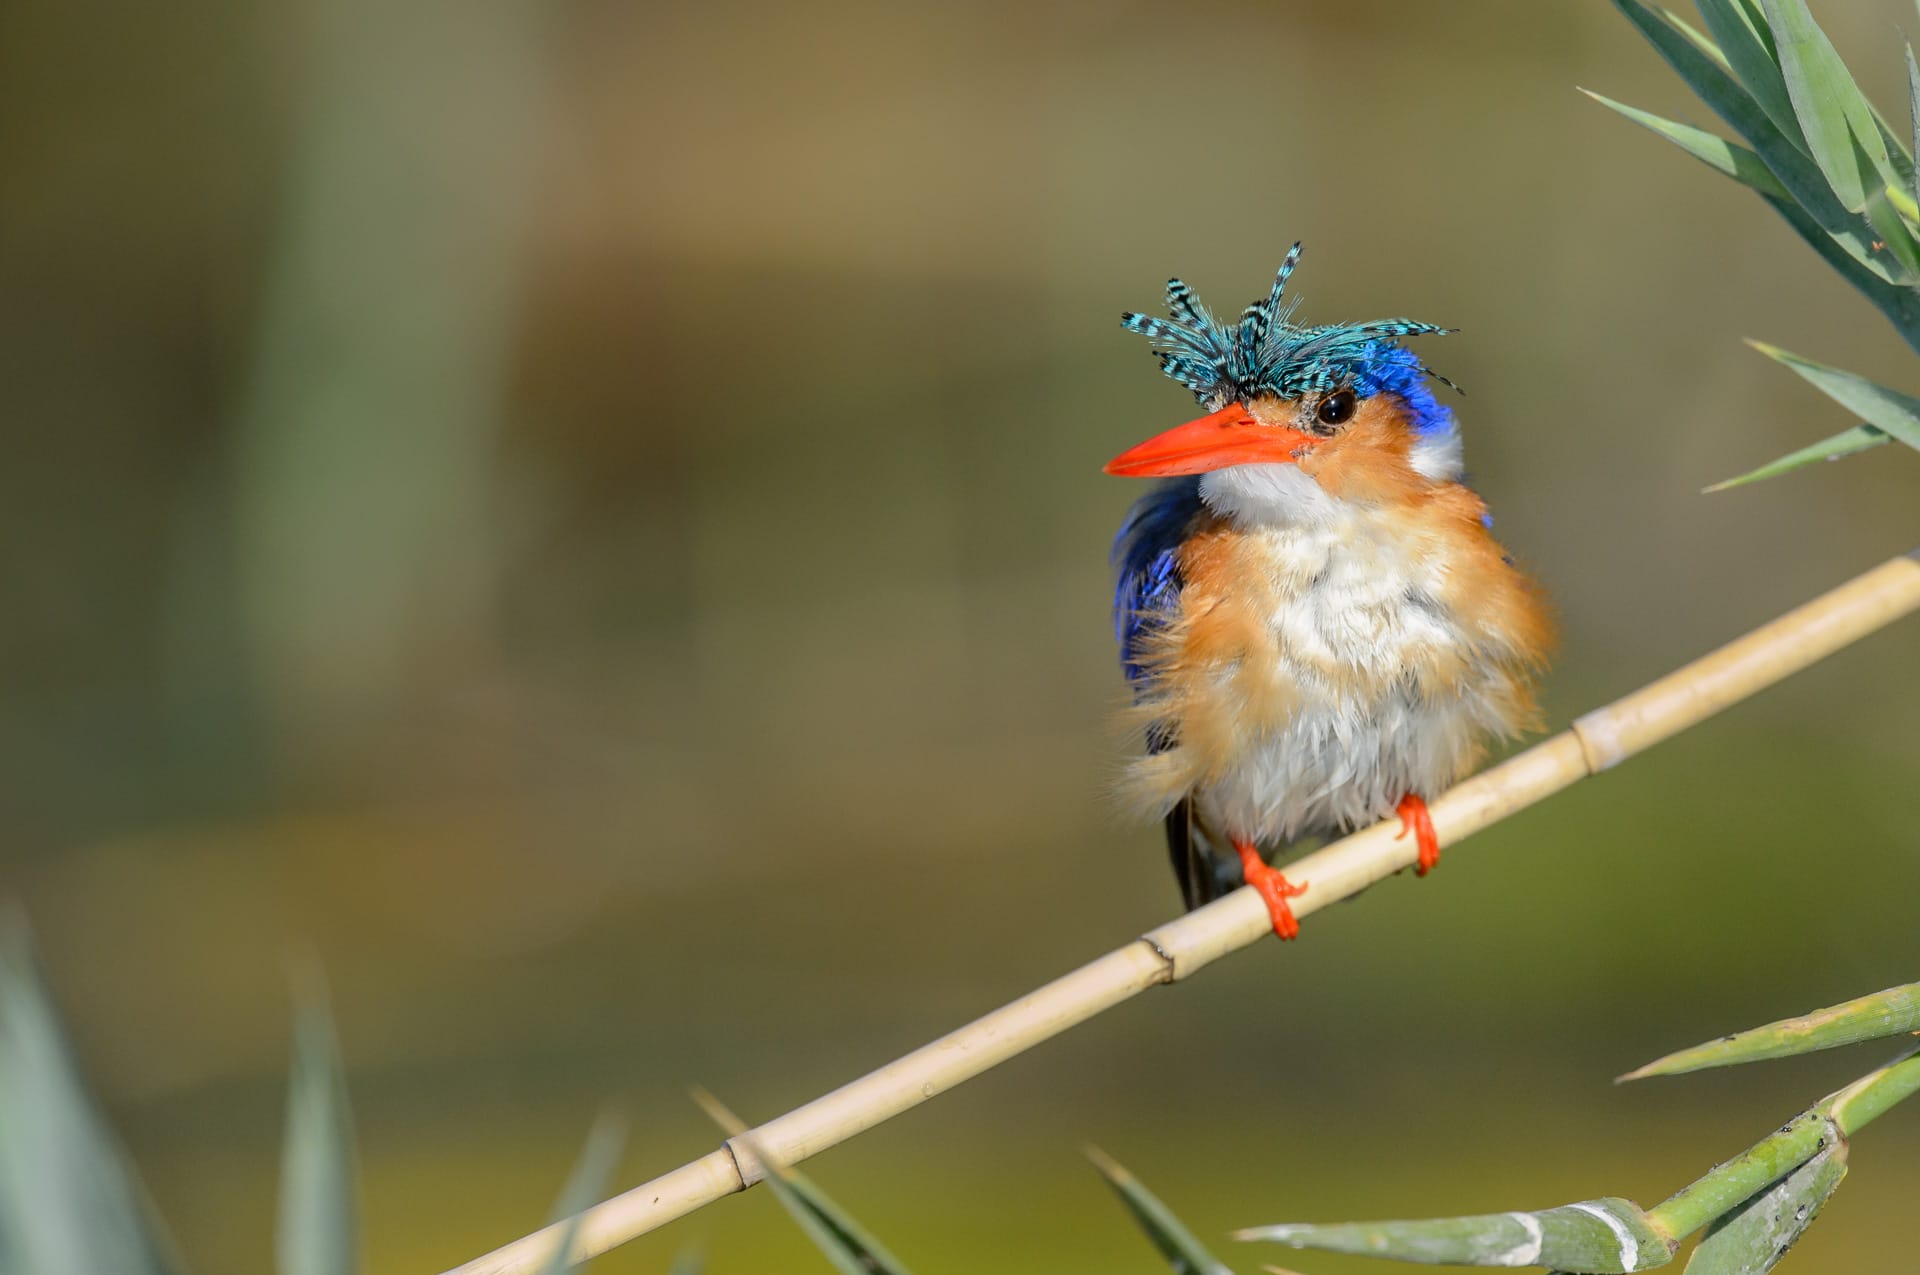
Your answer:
[1120,242,1457,437]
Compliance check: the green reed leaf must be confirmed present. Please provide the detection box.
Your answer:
[1909,43,1920,213]
[695,1091,913,1275]
[278,980,361,1275]
[1702,423,1890,491]
[1746,341,1920,449]
[1236,1198,1669,1272]
[1086,1147,1233,1275]
[1656,3,1733,69]
[1695,0,1804,148]
[1612,0,1910,282]
[1624,981,1920,1078]
[1584,88,1920,352]
[754,1158,913,1275]
[1648,1050,1920,1243]
[1580,91,1787,195]
[537,1112,626,1275]
[0,922,182,1275]
[1681,1143,1845,1275]
[1756,0,1896,211]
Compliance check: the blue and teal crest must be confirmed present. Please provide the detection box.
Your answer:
[1120,243,1457,435]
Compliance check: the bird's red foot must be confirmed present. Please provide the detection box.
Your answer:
[1234,839,1307,940]
[1396,793,1439,876]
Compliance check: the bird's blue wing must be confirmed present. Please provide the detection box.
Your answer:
[1115,478,1228,908]
[1111,477,1203,690]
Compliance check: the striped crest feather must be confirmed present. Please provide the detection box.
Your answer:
[1120,243,1453,405]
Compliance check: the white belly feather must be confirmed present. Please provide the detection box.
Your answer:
[1183,472,1512,845]
[1198,681,1484,844]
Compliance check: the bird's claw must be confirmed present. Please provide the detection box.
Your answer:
[1234,839,1307,940]
[1396,793,1439,876]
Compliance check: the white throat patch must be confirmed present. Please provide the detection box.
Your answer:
[1198,464,1342,527]
[1198,422,1464,526]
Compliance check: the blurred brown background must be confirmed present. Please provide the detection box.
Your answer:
[3,1,1918,1271]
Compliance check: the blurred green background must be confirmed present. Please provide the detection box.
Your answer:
[4,1,1918,1271]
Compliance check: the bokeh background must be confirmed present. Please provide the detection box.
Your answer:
[5,1,1919,1271]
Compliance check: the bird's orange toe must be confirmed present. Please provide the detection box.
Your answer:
[1395,793,1440,876]
[1234,839,1307,939]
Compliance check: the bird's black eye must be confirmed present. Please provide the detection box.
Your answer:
[1314,389,1357,429]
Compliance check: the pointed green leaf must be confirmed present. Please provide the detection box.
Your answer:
[1747,340,1920,449]
[1236,1198,1669,1273]
[1733,0,1777,56]
[1757,0,1896,210]
[0,925,183,1275]
[1612,0,1910,282]
[1650,1055,1920,1244]
[1581,91,1788,196]
[1706,0,1920,185]
[1655,3,1734,70]
[752,1157,913,1275]
[1705,0,1917,190]
[1625,982,1920,1078]
[1583,88,1920,351]
[1705,340,1920,488]
[1728,0,1920,189]
[1086,1148,1233,1275]
[1681,1143,1845,1274]
[537,1112,626,1275]
[278,981,361,1275]
[1908,43,1920,212]
[696,1092,913,1275]
[1696,0,1806,149]
[1703,423,1890,491]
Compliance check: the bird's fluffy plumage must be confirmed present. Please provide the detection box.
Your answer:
[1110,249,1552,893]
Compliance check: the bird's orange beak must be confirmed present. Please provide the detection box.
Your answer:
[1102,403,1317,477]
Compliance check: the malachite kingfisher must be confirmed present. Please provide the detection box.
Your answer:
[1107,244,1554,939]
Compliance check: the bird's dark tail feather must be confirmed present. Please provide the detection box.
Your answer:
[1164,797,1244,910]
[1165,799,1333,912]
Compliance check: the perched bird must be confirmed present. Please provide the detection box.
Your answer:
[1107,245,1553,938]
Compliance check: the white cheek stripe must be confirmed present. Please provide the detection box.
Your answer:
[1409,425,1465,481]
[1570,1201,1640,1270]
[1489,1212,1544,1267]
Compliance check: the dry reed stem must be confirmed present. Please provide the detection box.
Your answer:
[442,548,1920,1275]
